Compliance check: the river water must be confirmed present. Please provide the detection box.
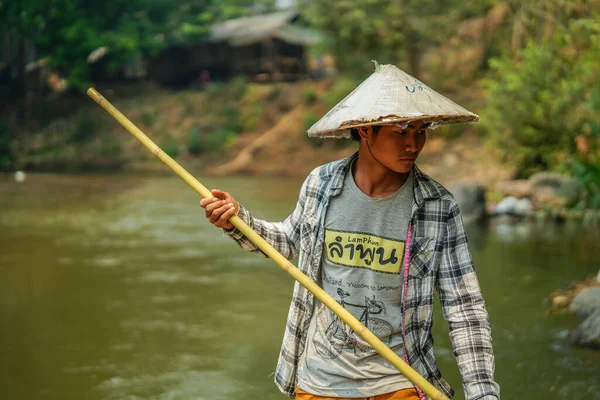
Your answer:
[1,172,599,400]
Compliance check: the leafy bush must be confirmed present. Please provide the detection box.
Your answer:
[187,126,236,155]
[482,18,600,178]
[302,110,318,132]
[205,128,236,154]
[71,113,104,143]
[323,76,360,109]
[302,88,318,105]
[160,135,180,158]
[201,78,247,137]
[302,110,324,148]
[140,111,156,127]
[242,103,262,132]
[572,161,600,210]
[228,76,249,100]
[187,126,204,155]
[203,82,224,99]
[571,83,600,210]
[436,123,466,140]
[99,135,123,158]
[178,94,196,116]
[222,103,242,133]
[266,83,283,102]
[205,76,248,102]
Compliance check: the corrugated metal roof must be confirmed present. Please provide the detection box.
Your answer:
[210,9,318,46]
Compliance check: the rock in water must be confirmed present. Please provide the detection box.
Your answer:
[449,182,487,224]
[551,295,570,309]
[513,198,533,215]
[495,196,533,216]
[15,171,26,183]
[568,287,600,349]
[529,172,583,207]
[495,196,517,215]
[569,287,600,320]
[569,308,600,349]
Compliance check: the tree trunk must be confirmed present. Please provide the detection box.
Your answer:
[16,39,27,122]
[405,28,421,78]
[407,44,420,78]
[17,39,25,97]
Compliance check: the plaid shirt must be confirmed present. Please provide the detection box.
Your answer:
[226,153,500,400]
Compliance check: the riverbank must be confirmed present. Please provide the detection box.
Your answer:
[3,79,597,225]
[3,78,513,180]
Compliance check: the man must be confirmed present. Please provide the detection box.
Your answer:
[200,63,500,400]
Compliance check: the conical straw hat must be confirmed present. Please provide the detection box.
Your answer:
[307,62,479,138]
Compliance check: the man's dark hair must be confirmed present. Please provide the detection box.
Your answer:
[350,125,382,141]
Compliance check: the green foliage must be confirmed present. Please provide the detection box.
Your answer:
[140,111,156,128]
[98,135,123,158]
[322,77,361,109]
[228,76,250,100]
[266,84,283,102]
[571,73,600,210]
[482,17,600,177]
[436,123,465,140]
[168,0,276,43]
[572,161,600,210]
[187,126,236,155]
[207,128,237,154]
[302,88,318,106]
[505,0,598,53]
[160,135,180,158]
[187,126,204,155]
[204,76,248,103]
[178,94,196,117]
[187,121,238,156]
[201,77,248,139]
[299,0,474,75]
[241,104,263,132]
[0,0,167,89]
[0,1,275,89]
[70,113,105,143]
[222,103,243,133]
[302,110,318,132]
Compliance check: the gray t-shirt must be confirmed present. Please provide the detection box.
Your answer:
[297,167,414,397]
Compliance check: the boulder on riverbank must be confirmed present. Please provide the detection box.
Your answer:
[449,181,487,224]
[496,172,584,211]
[569,287,600,319]
[568,288,600,349]
[494,196,533,216]
[529,172,583,208]
[549,275,600,350]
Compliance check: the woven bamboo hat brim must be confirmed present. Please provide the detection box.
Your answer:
[307,62,479,138]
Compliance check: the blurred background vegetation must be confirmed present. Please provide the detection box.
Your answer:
[0,0,598,208]
[2,4,600,400]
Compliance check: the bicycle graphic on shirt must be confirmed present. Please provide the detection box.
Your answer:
[313,288,394,360]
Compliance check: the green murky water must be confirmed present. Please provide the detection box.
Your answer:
[1,172,599,400]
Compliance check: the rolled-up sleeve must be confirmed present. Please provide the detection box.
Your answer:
[223,173,312,260]
[437,202,500,400]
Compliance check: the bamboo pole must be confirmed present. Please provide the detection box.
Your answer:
[87,87,450,400]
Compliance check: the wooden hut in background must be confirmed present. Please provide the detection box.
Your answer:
[148,9,320,87]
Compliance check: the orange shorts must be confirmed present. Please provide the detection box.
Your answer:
[295,387,420,400]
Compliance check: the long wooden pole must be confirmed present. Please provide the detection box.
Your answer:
[87,88,449,400]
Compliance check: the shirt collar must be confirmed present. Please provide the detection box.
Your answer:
[330,153,445,207]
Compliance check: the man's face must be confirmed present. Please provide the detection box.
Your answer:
[364,122,428,173]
